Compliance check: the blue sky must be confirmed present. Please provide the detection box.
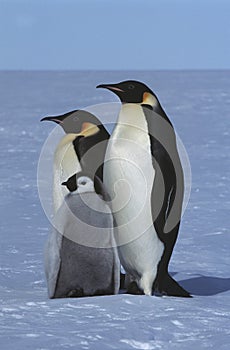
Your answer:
[0,0,229,70]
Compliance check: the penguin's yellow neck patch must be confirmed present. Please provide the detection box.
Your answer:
[141,92,157,107]
[57,124,100,146]
[57,133,79,148]
[79,122,100,137]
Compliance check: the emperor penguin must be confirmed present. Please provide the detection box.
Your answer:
[40,110,109,213]
[96,80,191,297]
[44,172,120,298]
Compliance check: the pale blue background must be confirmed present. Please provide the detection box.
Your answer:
[0,0,229,70]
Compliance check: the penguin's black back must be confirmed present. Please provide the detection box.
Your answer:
[141,104,184,235]
[142,105,190,297]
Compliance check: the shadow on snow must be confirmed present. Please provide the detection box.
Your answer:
[177,275,230,296]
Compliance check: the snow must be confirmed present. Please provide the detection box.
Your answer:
[0,70,230,349]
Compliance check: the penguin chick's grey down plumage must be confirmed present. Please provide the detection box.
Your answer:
[44,172,120,298]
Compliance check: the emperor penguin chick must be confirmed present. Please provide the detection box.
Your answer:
[44,172,120,298]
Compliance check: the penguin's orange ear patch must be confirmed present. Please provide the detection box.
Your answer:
[142,92,157,106]
[81,122,94,132]
[80,122,100,137]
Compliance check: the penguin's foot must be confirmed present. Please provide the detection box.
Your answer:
[127,281,144,295]
[154,274,192,298]
[67,288,84,298]
[139,271,157,296]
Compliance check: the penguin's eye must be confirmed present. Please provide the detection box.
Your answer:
[81,181,86,185]
[128,84,135,90]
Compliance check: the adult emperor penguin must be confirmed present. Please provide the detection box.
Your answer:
[41,110,109,212]
[44,172,120,298]
[97,80,191,297]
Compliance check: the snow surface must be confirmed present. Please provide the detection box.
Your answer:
[0,71,230,349]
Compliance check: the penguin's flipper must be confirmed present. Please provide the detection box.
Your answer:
[44,229,63,298]
[153,273,192,298]
[93,175,112,202]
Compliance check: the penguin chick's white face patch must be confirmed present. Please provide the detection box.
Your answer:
[141,92,158,107]
[76,176,94,194]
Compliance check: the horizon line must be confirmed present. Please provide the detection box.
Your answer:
[0,68,229,72]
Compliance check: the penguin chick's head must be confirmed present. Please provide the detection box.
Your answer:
[96,80,158,106]
[40,110,102,134]
[62,172,94,194]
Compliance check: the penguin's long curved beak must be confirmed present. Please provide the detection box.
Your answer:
[96,84,124,92]
[40,116,63,124]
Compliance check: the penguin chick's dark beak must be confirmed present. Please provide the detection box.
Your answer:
[40,116,63,124]
[61,181,67,186]
[96,84,124,92]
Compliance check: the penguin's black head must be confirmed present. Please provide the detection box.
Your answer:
[62,173,78,192]
[40,110,104,134]
[96,80,158,106]
[61,171,93,192]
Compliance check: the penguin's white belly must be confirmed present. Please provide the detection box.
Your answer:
[104,104,164,295]
[53,134,81,213]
